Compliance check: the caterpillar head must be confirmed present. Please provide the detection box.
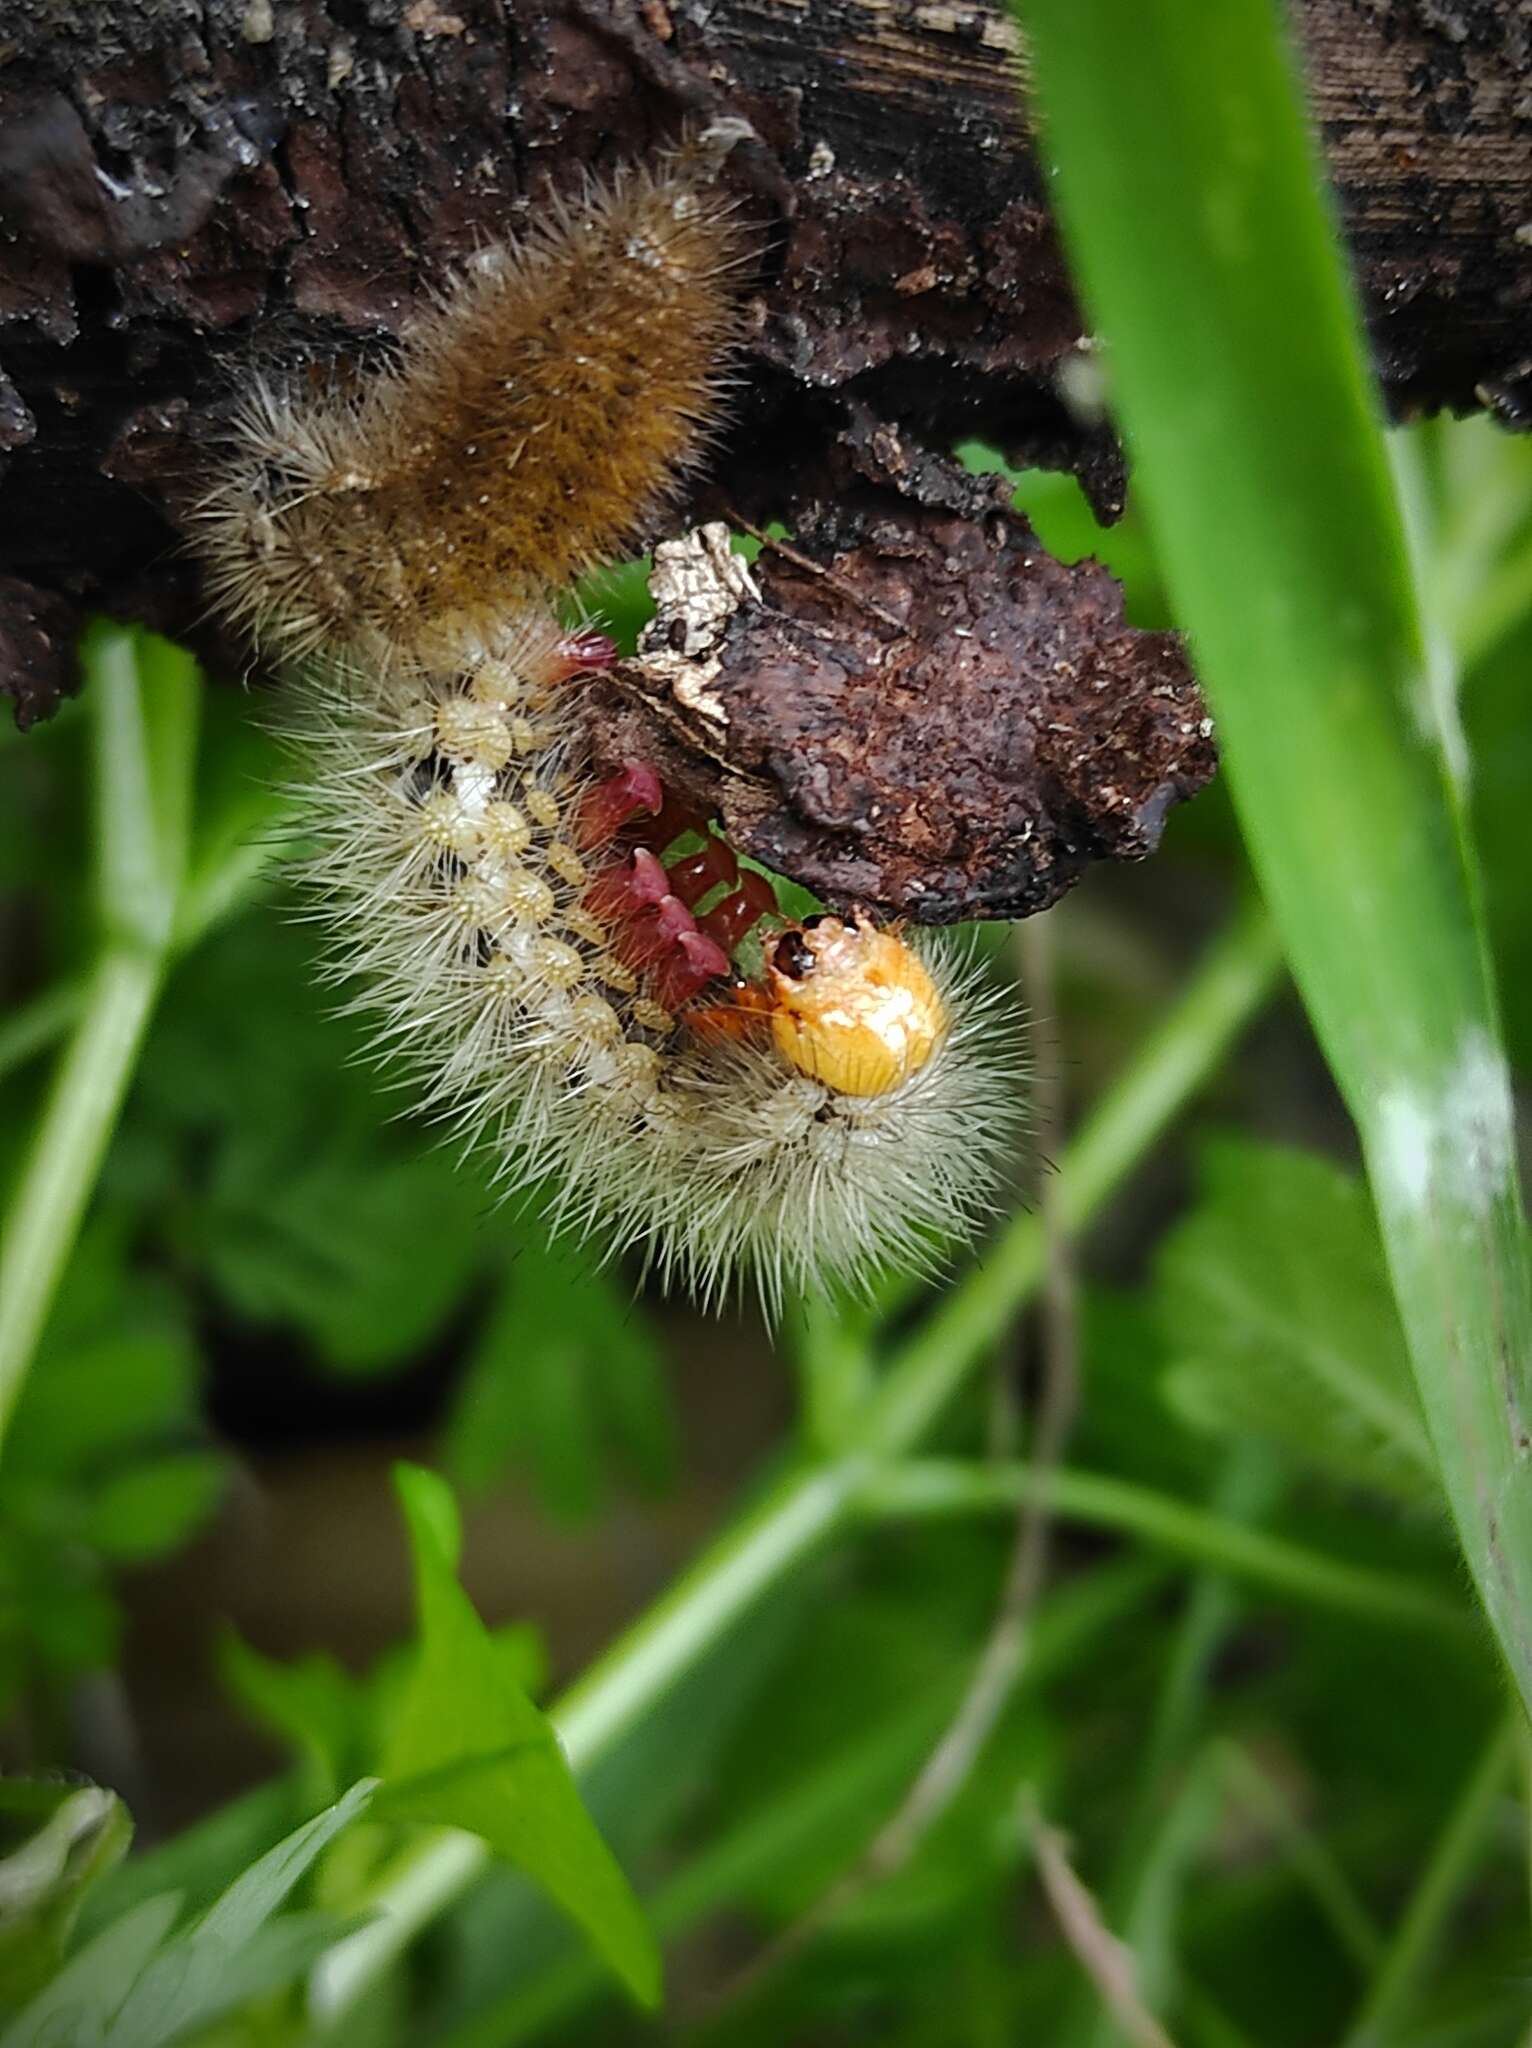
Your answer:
[763,914,945,1098]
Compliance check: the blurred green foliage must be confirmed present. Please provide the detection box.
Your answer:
[2,411,1530,2042]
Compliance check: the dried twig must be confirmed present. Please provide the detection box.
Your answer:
[1025,1792,1183,2048]
[727,512,910,638]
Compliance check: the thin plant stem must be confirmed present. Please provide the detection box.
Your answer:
[308,903,1284,2025]
[861,1462,1474,1637]
[1341,1710,1520,2047]
[1027,1793,1184,2048]
[868,909,1081,1871]
[1215,1740,1382,1975]
[868,900,1282,1458]
[0,979,86,1086]
[791,1290,878,1458]
[869,916,1078,1878]
[0,628,199,1451]
[0,953,163,1443]
[444,1560,1169,2048]
[308,1462,864,2023]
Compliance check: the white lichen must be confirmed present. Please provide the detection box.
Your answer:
[1374,1026,1516,1220]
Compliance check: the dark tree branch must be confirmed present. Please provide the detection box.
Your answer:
[0,0,1525,910]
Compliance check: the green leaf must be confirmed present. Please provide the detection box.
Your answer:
[83,1453,225,1562]
[378,1463,660,2007]
[219,1632,364,1804]
[0,1255,220,1707]
[0,1779,362,2048]
[5,1322,198,1481]
[0,626,200,1455]
[490,1622,551,1702]
[1157,1140,1435,1505]
[0,1894,179,2048]
[1071,1289,1206,1495]
[99,1778,376,2048]
[0,1578,120,1721]
[147,1911,366,2034]
[445,1247,675,1519]
[197,1133,485,1374]
[73,1779,304,1948]
[0,1782,132,2011]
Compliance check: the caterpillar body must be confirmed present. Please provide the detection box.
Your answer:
[197,145,1020,1308]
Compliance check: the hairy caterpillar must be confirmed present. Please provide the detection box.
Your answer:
[196,140,1020,1308]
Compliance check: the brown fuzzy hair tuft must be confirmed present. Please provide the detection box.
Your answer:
[196,153,747,665]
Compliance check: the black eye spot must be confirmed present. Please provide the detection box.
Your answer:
[775,930,815,980]
[405,755,450,799]
[802,913,829,929]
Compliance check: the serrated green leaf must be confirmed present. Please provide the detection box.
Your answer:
[197,1134,485,1374]
[1156,1140,1435,1504]
[378,1463,659,2007]
[445,1249,674,1518]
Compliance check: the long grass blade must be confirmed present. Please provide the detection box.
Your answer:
[1018,0,1532,1712]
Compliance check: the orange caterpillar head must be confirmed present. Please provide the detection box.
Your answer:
[762,914,947,1098]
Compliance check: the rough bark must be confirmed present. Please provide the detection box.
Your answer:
[0,0,1526,912]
